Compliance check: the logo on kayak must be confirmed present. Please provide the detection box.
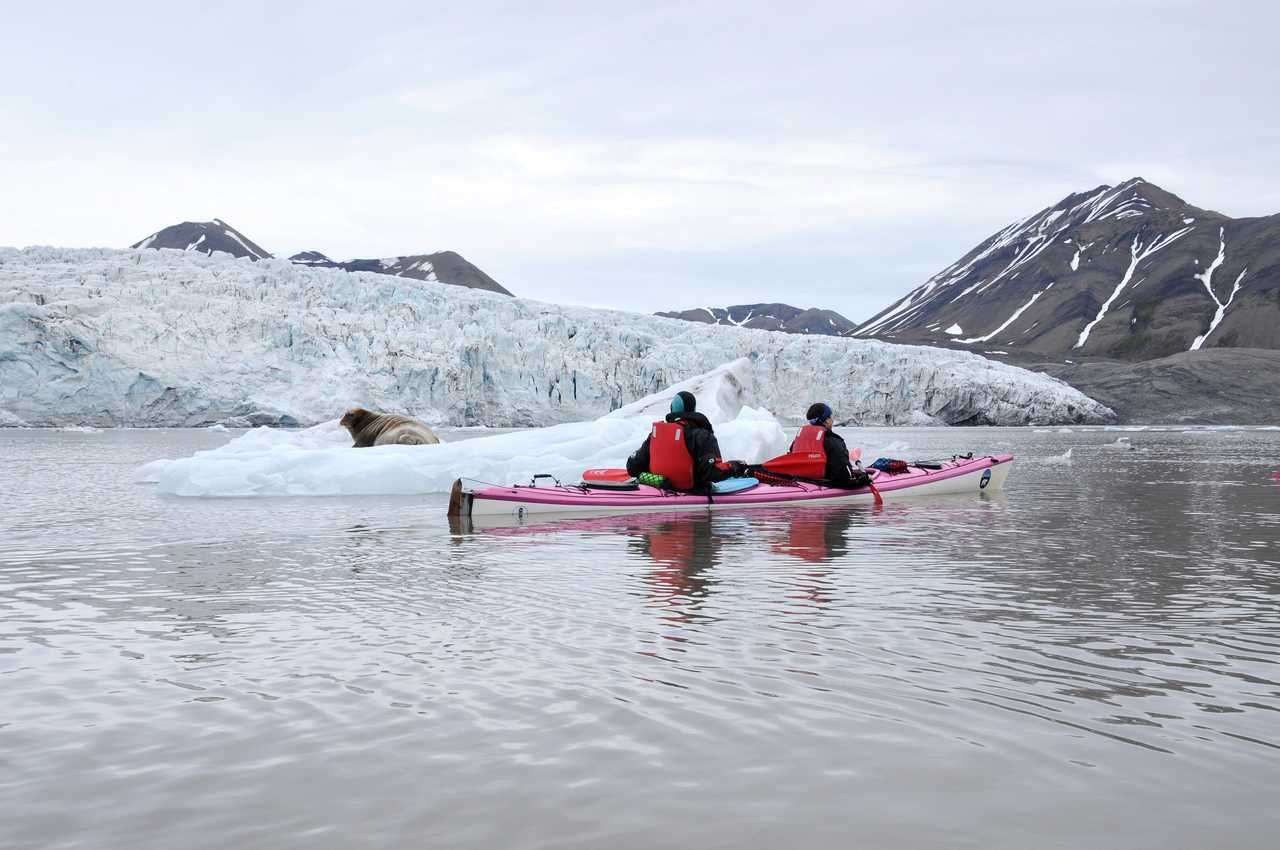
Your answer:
[979,469,991,489]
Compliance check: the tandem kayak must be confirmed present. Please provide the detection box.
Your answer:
[448,453,1013,521]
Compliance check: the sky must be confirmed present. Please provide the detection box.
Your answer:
[2,1,1277,321]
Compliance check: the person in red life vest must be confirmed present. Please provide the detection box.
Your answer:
[625,390,730,490]
[791,402,856,486]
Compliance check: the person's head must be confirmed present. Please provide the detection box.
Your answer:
[806,402,833,429]
[670,390,697,415]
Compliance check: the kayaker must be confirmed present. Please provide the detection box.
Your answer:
[789,402,856,487]
[625,390,728,490]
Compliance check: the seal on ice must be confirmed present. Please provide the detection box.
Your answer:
[340,407,440,447]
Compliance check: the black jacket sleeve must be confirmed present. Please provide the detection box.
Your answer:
[626,435,651,477]
[687,429,726,487]
[824,431,855,486]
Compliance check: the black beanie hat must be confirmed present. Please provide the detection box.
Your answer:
[671,390,697,413]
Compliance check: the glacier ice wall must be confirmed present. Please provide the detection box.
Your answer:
[0,247,1114,427]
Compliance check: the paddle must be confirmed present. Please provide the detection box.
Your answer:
[582,467,634,483]
[745,461,884,506]
[850,450,884,505]
[764,446,883,504]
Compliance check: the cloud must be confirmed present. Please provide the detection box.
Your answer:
[2,0,1278,321]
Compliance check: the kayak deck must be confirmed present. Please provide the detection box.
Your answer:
[449,454,1013,519]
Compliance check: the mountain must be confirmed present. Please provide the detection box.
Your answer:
[131,219,271,260]
[0,247,1112,428]
[287,250,512,296]
[131,220,511,295]
[854,178,1280,360]
[656,303,857,336]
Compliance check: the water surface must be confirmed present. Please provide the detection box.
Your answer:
[2,426,1279,849]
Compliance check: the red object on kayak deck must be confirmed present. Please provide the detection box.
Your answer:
[759,425,827,479]
[582,468,633,483]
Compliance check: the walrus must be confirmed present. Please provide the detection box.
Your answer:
[340,407,441,447]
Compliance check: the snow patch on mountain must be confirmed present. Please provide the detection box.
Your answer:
[0,247,1115,428]
[959,283,1054,345]
[1075,226,1193,348]
[1191,251,1248,352]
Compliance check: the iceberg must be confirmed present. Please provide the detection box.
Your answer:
[136,360,789,497]
[1,247,1114,428]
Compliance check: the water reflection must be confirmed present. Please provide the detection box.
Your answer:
[630,514,720,612]
[768,506,857,562]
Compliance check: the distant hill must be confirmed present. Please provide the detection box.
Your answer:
[288,250,511,296]
[131,220,510,295]
[656,303,857,336]
[853,178,1280,360]
[131,219,271,260]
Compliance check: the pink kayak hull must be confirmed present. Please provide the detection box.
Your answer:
[451,454,1013,519]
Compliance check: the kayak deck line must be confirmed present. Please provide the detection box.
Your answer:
[448,454,1013,520]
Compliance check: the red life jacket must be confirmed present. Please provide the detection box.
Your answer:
[649,421,696,490]
[760,425,827,479]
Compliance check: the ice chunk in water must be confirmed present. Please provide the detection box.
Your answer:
[137,362,789,497]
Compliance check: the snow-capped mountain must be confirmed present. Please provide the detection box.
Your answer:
[656,303,857,336]
[854,179,1280,360]
[287,250,512,296]
[133,221,511,295]
[0,247,1113,428]
[289,250,332,265]
[131,219,271,260]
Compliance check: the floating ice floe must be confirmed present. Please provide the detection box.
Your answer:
[136,361,789,497]
[1044,448,1073,464]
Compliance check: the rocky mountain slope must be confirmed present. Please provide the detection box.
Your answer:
[132,219,271,260]
[854,179,1280,360]
[131,220,510,294]
[656,303,857,336]
[289,250,511,295]
[0,247,1112,428]
[1012,348,1280,425]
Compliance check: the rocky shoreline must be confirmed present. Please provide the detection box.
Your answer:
[1003,348,1280,425]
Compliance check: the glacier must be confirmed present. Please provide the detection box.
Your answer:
[136,360,790,497]
[0,247,1114,428]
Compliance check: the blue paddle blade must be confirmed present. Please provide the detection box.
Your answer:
[711,477,759,494]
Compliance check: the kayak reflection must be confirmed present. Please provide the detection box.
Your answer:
[632,513,720,609]
[453,503,880,566]
[768,506,857,563]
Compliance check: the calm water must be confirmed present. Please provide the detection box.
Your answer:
[2,426,1279,849]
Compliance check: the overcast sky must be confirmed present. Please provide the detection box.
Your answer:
[2,1,1277,320]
